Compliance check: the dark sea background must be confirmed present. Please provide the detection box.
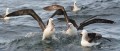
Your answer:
[0,0,120,51]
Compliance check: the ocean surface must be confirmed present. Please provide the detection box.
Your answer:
[0,0,120,51]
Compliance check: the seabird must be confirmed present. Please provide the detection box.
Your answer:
[42,18,55,40]
[68,18,113,47]
[72,0,80,14]
[65,22,77,36]
[5,9,56,40]
[0,8,9,19]
[63,17,114,37]
[4,8,10,20]
[81,29,102,47]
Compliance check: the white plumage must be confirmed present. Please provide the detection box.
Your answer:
[81,30,100,47]
[4,8,10,20]
[42,18,55,40]
[72,0,80,13]
[65,23,77,36]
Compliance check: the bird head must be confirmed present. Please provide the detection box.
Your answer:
[81,29,88,35]
[67,22,74,29]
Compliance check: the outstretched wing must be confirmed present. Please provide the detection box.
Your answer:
[69,19,78,29]
[43,5,63,11]
[50,9,64,18]
[45,5,70,23]
[78,18,114,30]
[6,9,45,32]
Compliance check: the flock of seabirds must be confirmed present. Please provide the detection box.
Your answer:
[0,0,116,47]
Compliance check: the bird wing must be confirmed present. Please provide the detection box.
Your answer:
[69,19,78,29]
[87,33,96,43]
[43,5,63,11]
[87,33,102,43]
[50,9,64,18]
[78,18,114,30]
[6,9,45,32]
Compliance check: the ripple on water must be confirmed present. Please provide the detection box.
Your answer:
[0,0,120,51]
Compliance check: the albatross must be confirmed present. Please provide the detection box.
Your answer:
[64,17,114,37]
[68,18,114,47]
[72,0,80,14]
[0,8,9,19]
[64,22,78,36]
[5,9,55,40]
[4,8,10,20]
[81,29,102,47]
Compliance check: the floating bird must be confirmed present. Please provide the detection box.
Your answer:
[4,8,114,46]
[72,0,80,14]
[42,18,55,40]
[5,9,55,40]
[0,8,9,19]
[64,22,77,36]
[0,8,10,23]
[68,18,113,47]
[64,17,114,37]
[81,29,102,47]
[4,8,10,20]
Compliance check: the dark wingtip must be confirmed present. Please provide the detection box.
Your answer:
[107,20,115,24]
[77,27,83,30]
[69,19,78,29]
[93,18,115,24]
[110,21,115,24]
